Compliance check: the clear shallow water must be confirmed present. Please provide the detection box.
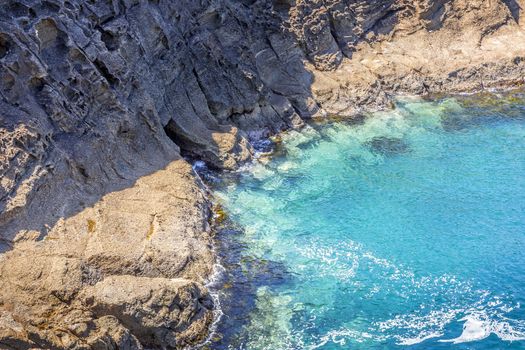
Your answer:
[212,93,525,349]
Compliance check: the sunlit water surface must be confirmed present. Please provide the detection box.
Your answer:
[211,93,525,349]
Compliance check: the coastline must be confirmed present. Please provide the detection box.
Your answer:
[1,0,525,348]
[202,87,525,348]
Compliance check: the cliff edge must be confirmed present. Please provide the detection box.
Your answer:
[1,0,524,348]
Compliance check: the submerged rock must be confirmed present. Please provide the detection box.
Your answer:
[366,136,410,156]
[440,113,476,131]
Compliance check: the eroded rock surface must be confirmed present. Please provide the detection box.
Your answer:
[0,161,215,349]
[309,0,525,116]
[1,0,525,349]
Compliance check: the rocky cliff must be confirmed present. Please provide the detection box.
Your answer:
[1,0,524,348]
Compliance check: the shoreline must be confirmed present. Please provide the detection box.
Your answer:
[198,85,525,348]
[200,87,525,348]
[2,0,525,348]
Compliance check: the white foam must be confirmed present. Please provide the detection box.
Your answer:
[277,161,297,172]
[439,315,490,344]
[492,320,525,341]
[310,327,380,349]
[379,307,461,346]
[397,331,443,345]
[192,160,206,170]
[250,163,275,180]
[191,262,226,349]
[439,312,525,344]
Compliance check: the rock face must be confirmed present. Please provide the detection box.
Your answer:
[308,0,525,116]
[0,0,524,348]
[0,161,215,349]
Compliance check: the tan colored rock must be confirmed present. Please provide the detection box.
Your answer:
[0,161,214,349]
[308,0,525,117]
[83,276,213,349]
[1,0,525,349]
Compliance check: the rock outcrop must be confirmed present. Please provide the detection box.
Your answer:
[0,161,215,349]
[1,0,524,348]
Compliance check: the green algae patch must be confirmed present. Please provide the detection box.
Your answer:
[456,89,525,109]
[146,222,154,240]
[269,134,283,144]
[313,112,368,125]
[215,206,227,224]
[87,219,96,233]
[212,203,227,225]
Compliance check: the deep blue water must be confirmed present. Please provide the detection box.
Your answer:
[212,93,525,349]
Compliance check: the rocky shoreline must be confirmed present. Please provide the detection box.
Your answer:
[1,0,525,348]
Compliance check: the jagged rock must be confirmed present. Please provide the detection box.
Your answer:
[83,276,214,349]
[1,0,525,348]
[0,161,214,349]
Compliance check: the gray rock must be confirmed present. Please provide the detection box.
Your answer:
[1,0,525,348]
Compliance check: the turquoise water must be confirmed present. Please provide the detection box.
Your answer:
[212,93,525,349]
